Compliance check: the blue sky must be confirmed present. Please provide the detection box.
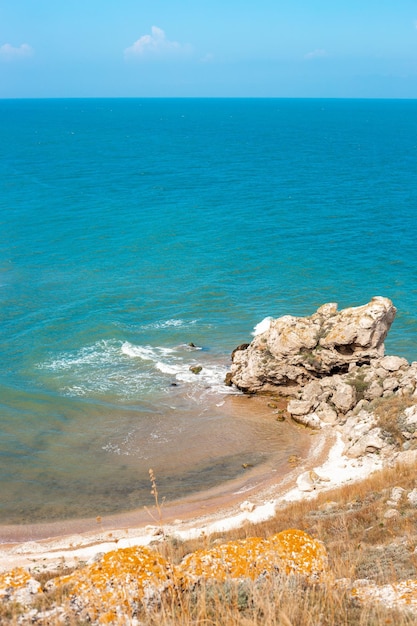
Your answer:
[1,0,417,98]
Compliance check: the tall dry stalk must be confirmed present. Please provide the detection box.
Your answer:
[145,468,165,535]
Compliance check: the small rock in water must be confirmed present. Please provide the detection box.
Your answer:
[189,365,202,374]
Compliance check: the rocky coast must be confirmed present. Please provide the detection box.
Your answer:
[2,297,417,623]
[227,296,417,467]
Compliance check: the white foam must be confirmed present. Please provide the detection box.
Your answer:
[155,362,179,375]
[122,341,231,392]
[37,338,237,401]
[252,316,273,336]
[38,340,120,371]
[37,340,159,399]
[139,319,198,330]
[121,342,176,360]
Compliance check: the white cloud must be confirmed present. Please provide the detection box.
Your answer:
[304,49,328,60]
[0,43,34,61]
[124,26,192,60]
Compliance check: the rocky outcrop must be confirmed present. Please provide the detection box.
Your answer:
[180,529,328,585]
[227,297,417,460]
[227,297,397,395]
[13,530,327,624]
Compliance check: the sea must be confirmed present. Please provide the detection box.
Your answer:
[1,98,417,528]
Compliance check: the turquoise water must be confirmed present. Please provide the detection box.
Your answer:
[1,98,417,525]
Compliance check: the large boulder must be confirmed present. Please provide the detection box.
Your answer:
[227,297,396,395]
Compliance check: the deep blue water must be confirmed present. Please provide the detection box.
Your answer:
[1,98,417,525]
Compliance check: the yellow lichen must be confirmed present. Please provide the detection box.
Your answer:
[52,545,177,624]
[0,567,33,595]
[180,528,328,586]
[9,529,327,623]
[269,528,329,580]
[0,567,42,602]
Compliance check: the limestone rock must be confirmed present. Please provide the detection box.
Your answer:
[364,380,384,401]
[352,578,417,613]
[345,427,386,458]
[386,487,406,507]
[290,411,322,429]
[407,488,417,507]
[402,405,417,431]
[296,470,328,492]
[379,355,409,372]
[44,530,328,624]
[49,546,177,621]
[240,500,255,512]
[287,399,315,416]
[382,377,399,393]
[342,410,382,458]
[331,381,357,412]
[228,297,396,395]
[0,567,42,604]
[315,403,338,424]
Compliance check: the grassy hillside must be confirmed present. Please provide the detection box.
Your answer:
[2,456,417,625]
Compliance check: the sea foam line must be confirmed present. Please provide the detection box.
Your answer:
[139,319,198,330]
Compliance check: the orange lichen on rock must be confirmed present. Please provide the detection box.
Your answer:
[51,545,177,625]
[27,529,328,624]
[0,567,42,603]
[180,528,328,586]
[268,528,329,581]
[180,536,274,584]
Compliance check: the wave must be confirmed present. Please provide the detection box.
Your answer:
[121,343,176,360]
[36,340,159,399]
[252,316,273,336]
[121,340,234,398]
[36,338,236,401]
[138,318,198,330]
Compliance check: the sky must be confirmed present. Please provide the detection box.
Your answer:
[1,0,417,98]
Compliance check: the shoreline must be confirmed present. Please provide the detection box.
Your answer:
[0,418,384,574]
[0,394,308,542]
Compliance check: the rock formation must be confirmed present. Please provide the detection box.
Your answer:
[226,297,417,452]
[227,297,397,395]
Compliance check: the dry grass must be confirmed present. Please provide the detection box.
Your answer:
[372,393,416,446]
[146,459,417,625]
[3,459,417,624]
[135,576,414,626]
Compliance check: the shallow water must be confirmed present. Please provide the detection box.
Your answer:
[0,391,307,525]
